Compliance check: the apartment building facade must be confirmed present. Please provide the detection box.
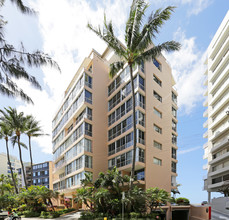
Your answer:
[203,11,229,202]
[0,153,22,177]
[52,46,178,206]
[18,161,53,189]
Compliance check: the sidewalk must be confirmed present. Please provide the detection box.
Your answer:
[21,212,81,220]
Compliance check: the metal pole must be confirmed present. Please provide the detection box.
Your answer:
[122,192,125,220]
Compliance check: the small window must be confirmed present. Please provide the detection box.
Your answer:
[172,148,177,159]
[171,161,177,173]
[154,124,162,134]
[153,157,162,166]
[172,92,177,104]
[153,58,162,71]
[153,75,162,87]
[154,108,162,118]
[172,107,177,118]
[154,141,162,150]
[172,120,177,132]
[153,91,162,102]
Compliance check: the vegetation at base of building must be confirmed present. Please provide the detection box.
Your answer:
[0,180,62,216]
[75,168,170,219]
[88,0,181,191]
[0,107,47,191]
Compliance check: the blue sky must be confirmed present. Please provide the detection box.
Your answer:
[0,0,228,203]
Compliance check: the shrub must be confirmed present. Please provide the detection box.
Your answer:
[40,211,49,218]
[130,212,141,219]
[49,211,61,218]
[23,211,40,217]
[79,211,95,219]
[176,197,190,205]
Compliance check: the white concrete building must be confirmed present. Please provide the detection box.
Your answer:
[203,10,229,202]
[0,152,22,176]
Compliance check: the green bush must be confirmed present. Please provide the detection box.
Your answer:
[176,197,190,205]
[48,211,61,218]
[40,211,49,218]
[79,211,95,219]
[23,210,40,217]
[130,212,141,219]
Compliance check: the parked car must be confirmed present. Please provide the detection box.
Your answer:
[201,201,208,206]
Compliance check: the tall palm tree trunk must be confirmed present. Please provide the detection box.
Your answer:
[17,135,28,189]
[129,64,137,191]
[28,136,33,184]
[5,137,18,194]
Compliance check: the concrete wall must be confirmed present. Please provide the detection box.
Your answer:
[189,205,211,220]
[211,197,229,215]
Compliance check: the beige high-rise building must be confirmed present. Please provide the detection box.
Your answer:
[52,46,178,206]
[203,11,229,202]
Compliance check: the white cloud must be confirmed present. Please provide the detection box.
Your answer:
[164,28,207,114]
[16,0,131,154]
[152,0,212,16]
[178,146,202,155]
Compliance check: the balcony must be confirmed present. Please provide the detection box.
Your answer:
[203,164,208,170]
[210,108,229,131]
[210,63,229,95]
[211,136,229,153]
[209,48,229,84]
[203,98,208,107]
[203,131,208,139]
[210,121,229,142]
[209,152,229,165]
[210,90,229,117]
[203,109,208,117]
[203,142,208,149]
[210,73,229,107]
[203,120,208,128]
[209,166,229,177]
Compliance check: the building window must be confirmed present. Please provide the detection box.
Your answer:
[153,91,162,102]
[172,148,177,159]
[154,108,162,118]
[172,107,177,118]
[171,161,177,173]
[172,133,177,145]
[85,122,92,136]
[153,157,162,166]
[172,120,177,132]
[154,124,162,134]
[171,176,176,186]
[172,92,177,104]
[45,170,48,175]
[154,141,162,150]
[153,75,162,86]
[135,169,145,181]
[153,58,162,71]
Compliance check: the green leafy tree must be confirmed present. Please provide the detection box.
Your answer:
[88,0,180,189]
[145,187,170,212]
[0,122,18,194]
[0,107,28,189]
[74,187,94,211]
[0,0,60,103]
[24,115,48,183]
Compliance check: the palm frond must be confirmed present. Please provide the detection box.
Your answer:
[125,0,148,50]
[109,61,124,79]
[9,0,36,15]
[88,15,126,59]
[136,6,176,52]
[135,41,180,63]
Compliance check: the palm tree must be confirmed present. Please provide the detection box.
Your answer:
[0,107,28,189]
[24,115,48,184]
[0,122,18,194]
[88,0,181,190]
[0,0,60,103]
